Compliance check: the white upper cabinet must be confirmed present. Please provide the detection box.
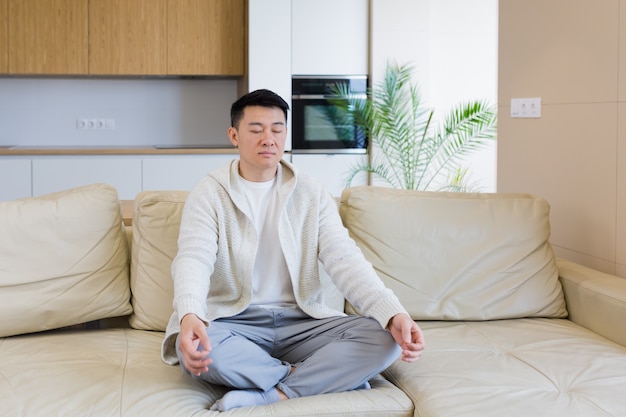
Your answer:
[248,0,292,98]
[291,0,369,75]
[248,0,293,149]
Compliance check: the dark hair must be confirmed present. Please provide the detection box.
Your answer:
[230,89,290,128]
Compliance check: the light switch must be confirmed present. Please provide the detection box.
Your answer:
[511,98,541,118]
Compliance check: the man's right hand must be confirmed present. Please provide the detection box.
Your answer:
[179,313,212,376]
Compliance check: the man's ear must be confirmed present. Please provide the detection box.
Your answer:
[227,127,238,147]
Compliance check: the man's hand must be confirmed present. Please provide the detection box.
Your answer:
[388,313,425,362]
[179,313,212,376]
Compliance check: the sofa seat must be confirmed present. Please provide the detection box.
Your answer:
[0,328,415,417]
[387,318,626,417]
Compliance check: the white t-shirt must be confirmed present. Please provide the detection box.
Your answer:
[239,176,295,307]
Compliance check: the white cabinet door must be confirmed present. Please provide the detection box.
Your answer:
[248,0,292,95]
[0,158,32,201]
[248,0,293,150]
[142,155,236,191]
[291,0,369,75]
[32,157,142,200]
[291,153,368,197]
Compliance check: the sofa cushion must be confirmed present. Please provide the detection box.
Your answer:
[339,186,567,320]
[129,191,189,331]
[0,328,414,417]
[0,183,132,337]
[385,319,626,417]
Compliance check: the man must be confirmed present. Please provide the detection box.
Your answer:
[161,89,425,412]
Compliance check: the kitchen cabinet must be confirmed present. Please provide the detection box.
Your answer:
[7,0,88,74]
[2,0,245,76]
[290,153,368,197]
[89,0,245,76]
[291,0,368,76]
[247,0,292,145]
[0,0,7,73]
[142,155,235,191]
[89,0,167,75]
[18,154,238,200]
[168,0,245,76]
[0,158,31,200]
[32,157,142,200]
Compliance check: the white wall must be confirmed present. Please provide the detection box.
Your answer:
[0,77,238,147]
[370,0,498,191]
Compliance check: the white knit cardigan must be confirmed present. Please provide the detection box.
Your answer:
[161,159,407,364]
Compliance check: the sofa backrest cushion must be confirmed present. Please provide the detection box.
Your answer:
[129,191,189,331]
[339,186,568,320]
[0,183,132,337]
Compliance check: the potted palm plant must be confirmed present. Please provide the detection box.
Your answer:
[329,62,497,191]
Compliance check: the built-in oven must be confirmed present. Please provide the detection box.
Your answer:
[291,75,368,153]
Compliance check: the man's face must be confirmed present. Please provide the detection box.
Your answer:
[228,105,287,182]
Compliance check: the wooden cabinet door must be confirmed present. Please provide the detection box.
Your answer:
[89,0,167,75]
[0,0,7,73]
[167,0,245,76]
[7,0,88,74]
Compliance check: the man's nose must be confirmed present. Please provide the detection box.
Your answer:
[261,131,275,146]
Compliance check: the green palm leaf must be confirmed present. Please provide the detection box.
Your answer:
[330,61,496,191]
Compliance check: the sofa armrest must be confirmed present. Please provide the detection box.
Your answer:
[557,258,626,347]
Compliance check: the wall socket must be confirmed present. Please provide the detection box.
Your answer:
[77,118,116,130]
[510,98,541,118]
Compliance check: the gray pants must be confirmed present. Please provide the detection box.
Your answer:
[176,305,401,399]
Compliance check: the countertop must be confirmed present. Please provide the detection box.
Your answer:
[0,146,240,155]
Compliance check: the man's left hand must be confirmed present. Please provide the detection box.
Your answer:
[388,313,425,362]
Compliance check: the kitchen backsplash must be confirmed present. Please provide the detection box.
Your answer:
[0,77,238,148]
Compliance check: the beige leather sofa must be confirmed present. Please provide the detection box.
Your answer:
[1,183,625,417]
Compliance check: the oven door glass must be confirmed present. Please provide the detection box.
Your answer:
[292,98,367,151]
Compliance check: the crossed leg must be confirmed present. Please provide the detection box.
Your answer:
[176,307,401,411]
